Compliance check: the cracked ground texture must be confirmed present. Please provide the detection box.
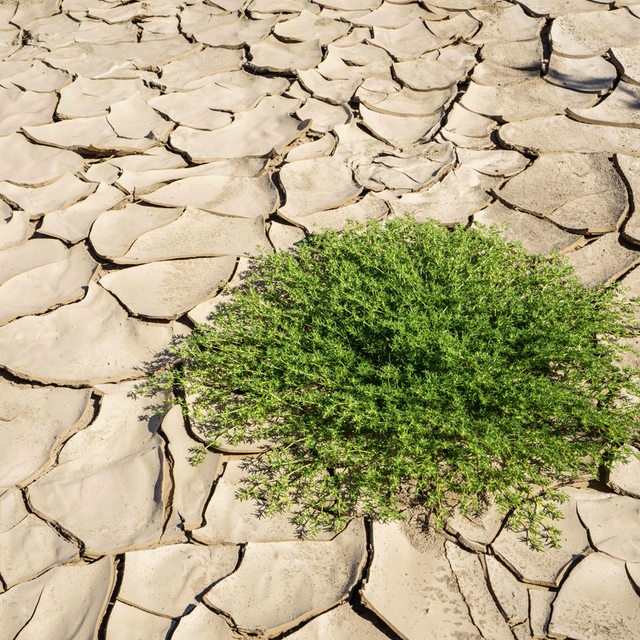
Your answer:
[0,0,640,638]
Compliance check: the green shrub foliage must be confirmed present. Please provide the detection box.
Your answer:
[154,218,640,546]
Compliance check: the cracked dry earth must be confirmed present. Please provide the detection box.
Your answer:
[2,0,640,639]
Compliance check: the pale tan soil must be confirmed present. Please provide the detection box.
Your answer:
[1,1,639,639]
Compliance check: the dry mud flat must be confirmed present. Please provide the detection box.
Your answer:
[1,0,640,638]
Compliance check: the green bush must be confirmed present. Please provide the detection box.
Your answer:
[152,217,640,547]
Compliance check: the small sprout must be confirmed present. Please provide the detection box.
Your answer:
[189,445,207,467]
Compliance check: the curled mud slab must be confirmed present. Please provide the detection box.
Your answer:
[1,1,640,638]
